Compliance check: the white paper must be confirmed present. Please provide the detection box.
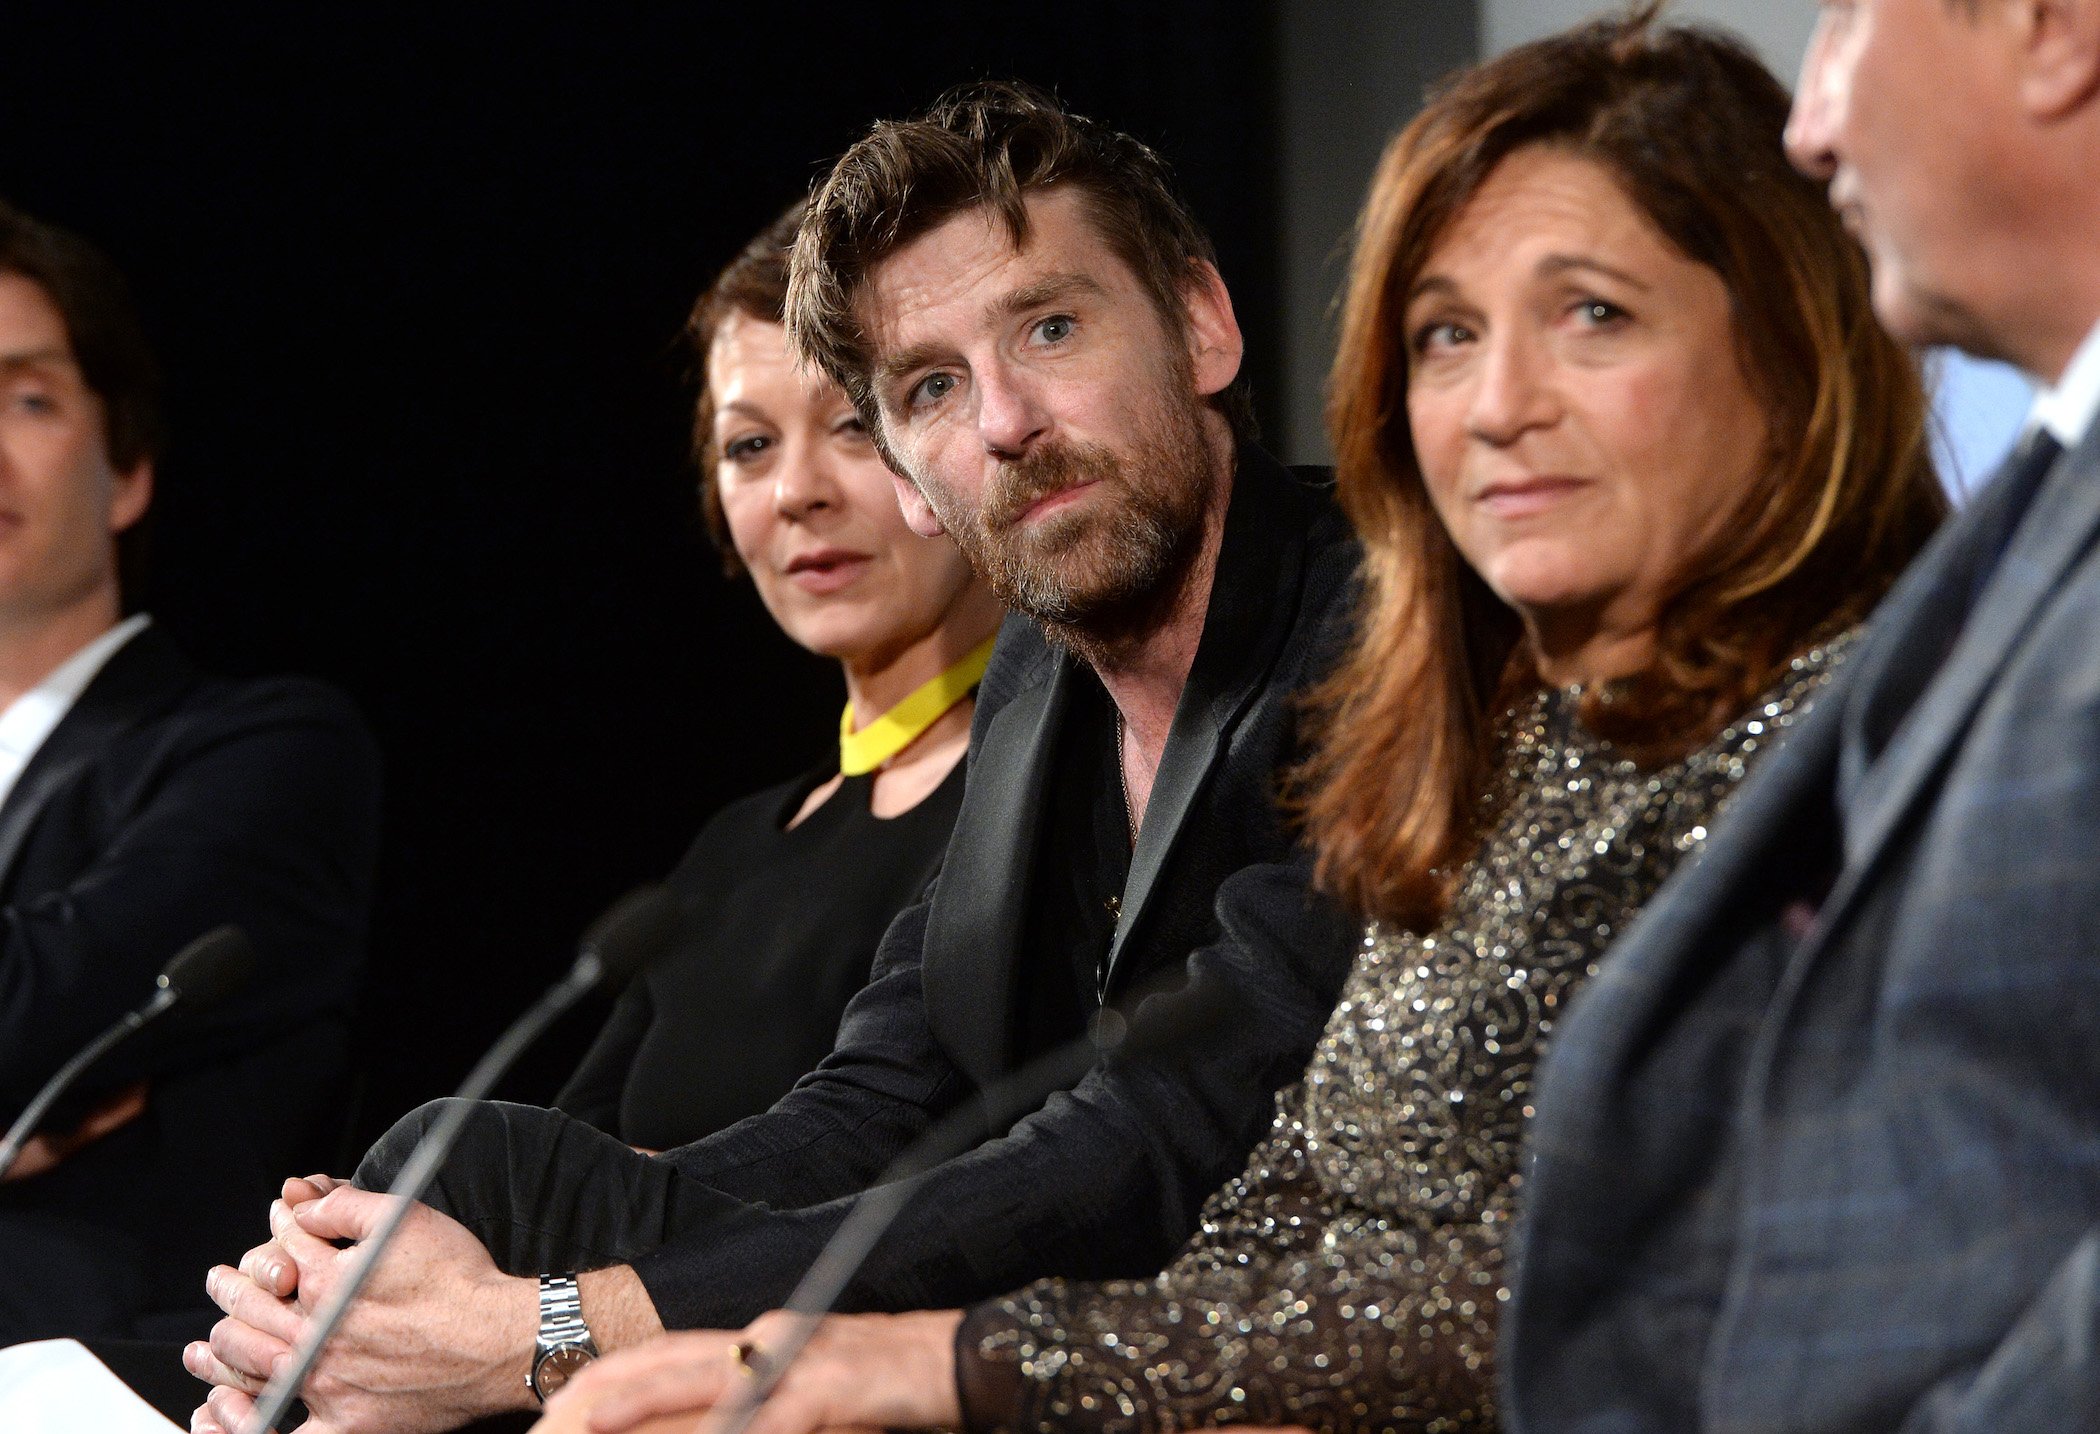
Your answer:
[0,1338,183,1432]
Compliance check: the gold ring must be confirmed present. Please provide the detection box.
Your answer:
[729,1339,763,1379]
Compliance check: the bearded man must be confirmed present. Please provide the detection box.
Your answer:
[190,83,1360,1434]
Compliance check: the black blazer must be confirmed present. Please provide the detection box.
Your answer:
[0,624,380,1335]
[637,444,1364,1328]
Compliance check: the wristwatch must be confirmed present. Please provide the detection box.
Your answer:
[528,1272,599,1401]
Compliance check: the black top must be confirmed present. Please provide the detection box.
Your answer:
[557,757,965,1149]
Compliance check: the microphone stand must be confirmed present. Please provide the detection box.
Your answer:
[246,889,678,1434]
[0,987,177,1180]
[0,926,253,1181]
[710,988,1228,1434]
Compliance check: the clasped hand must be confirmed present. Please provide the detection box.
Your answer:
[185,1174,535,1434]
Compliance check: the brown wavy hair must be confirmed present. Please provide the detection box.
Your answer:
[1298,6,1947,930]
[785,80,1255,456]
[685,202,803,578]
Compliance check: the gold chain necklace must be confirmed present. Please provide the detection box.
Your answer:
[1114,712,1138,847]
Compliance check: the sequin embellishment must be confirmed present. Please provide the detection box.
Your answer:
[964,638,1851,1433]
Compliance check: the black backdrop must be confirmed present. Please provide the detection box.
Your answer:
[0,5,1282,1151]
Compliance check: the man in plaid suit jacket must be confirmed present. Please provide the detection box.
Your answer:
[1503,4,2100,1430]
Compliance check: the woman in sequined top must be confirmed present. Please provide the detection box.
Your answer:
[543,14,1948,1434]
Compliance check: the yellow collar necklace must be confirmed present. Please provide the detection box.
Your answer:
[839,633,997,777]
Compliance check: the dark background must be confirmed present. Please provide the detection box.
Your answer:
[0,4,1283,1148]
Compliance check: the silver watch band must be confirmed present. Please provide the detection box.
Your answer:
[529,1272,600,1401]
[536,1272,592,1348]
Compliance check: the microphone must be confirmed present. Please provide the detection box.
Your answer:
[0,925,255,1180]
[710,975,1241,1434]
[246,884,684,1434]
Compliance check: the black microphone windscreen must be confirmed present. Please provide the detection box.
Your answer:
[574,884,683,989]
[157,925,256,1010]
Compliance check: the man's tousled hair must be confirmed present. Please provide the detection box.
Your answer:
[0,198,163,471]
[786,80,1254,449]
[0,198,163,605]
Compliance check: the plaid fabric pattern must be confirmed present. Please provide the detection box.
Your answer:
[1505,421,2100,1432]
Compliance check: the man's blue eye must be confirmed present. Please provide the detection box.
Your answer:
[1038,316,1073,343]
[913,373,957,407]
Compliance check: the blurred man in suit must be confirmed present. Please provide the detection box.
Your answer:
[0,200,379,1341]
[1504,2,2100,1429]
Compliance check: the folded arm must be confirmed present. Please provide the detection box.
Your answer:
[0,681,378,1116]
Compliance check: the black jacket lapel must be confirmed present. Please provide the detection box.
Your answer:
[1819,423,2100,941]
[0,624,195,900]
[1103,446,1316,992]
[920,658,1072,1087]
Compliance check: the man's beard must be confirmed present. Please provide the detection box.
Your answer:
[923,391,1217,662]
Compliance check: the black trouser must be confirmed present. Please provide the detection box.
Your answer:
[0,1116,223,1343]
[0,1209,149,1342]
[355,1098,738,1276]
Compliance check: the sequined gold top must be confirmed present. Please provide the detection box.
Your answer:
[956,638,1851,1433]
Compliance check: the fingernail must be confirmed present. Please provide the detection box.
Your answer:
[182,1343,202,1374]
[265,1259,285,1285]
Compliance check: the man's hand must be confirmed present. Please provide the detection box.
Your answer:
[183,1183,538,1434]
[0,1080,149,1182]
[546,1310,961,1434]
[221,1174,345,1305]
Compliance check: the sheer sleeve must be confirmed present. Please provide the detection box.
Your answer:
[955,1097,1505,1434]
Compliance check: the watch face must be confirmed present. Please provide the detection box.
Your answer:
[533,1343,595,1400]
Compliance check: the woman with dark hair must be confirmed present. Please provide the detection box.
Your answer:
[545,11,1945,1431]
[555,206,1004,1148]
